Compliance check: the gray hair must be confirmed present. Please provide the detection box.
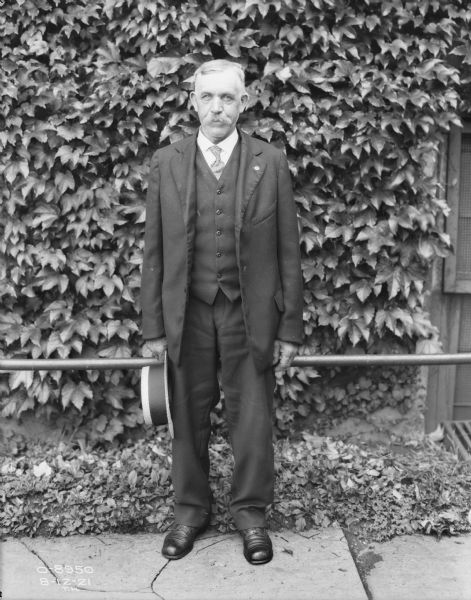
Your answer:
[193,59,246,90]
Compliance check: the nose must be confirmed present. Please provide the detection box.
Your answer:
[210,97,223,112]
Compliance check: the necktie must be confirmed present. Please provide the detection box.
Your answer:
[208,146,225,179]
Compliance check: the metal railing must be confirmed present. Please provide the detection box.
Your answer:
[2,353,471,371]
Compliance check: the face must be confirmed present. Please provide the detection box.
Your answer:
[190,69,248,144]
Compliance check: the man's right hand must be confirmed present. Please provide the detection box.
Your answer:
[142,337,168,361]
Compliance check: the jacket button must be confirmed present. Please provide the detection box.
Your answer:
[217,273,221,279]
[217,189,222,194]
[216,252,222,257]
[216,230,222,236]
[216,209,222,215]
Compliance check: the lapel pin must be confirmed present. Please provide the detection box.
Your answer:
[254,165,260,171]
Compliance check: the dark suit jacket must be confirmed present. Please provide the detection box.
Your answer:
[141,129,303,372]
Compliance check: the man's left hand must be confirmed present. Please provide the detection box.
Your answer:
[273,340,298,371]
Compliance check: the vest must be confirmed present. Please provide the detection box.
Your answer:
[190,142,241,304]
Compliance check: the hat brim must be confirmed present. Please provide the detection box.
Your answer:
[140,352,174,438]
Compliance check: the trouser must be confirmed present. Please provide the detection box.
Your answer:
[169,290,275,530]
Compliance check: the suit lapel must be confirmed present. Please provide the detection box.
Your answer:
[235,131,266,231]
[170,134,197,233]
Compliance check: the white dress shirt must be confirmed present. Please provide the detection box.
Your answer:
[196,128,239,168]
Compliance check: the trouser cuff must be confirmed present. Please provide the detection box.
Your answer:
[231,507,267,530]
[174,504,211,528]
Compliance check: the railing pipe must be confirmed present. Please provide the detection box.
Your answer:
[1,353,471,371]
[293,353,471,367]
[0,358,159,371]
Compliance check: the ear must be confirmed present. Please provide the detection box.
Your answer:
[240,93,249,112]
[190,91,198,110]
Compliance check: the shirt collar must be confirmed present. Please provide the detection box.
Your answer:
[197,128,239,156]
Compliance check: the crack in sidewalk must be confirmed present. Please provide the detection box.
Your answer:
[150,559,170,600]
[20,539,59,585]
[199,530,227,541]
[86,586,160,595]
[93,534,112,545]
[67,585,152,594]
[342,527,375,600]
[195,536,230,554]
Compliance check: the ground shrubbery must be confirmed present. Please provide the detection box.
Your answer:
[1,430,470,541]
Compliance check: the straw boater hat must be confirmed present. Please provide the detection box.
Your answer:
[140,352,174,437]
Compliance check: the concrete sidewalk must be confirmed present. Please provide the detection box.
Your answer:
[1,526,470,600]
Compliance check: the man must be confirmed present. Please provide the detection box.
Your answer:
[141,59,303,565]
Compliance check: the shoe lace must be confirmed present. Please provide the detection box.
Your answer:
[243,527,271,550]
[167,524,198,543]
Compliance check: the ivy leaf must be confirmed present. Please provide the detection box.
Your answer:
[54,171,75,194]
[276,66,292,83]
[4,162,29,184]
[350,280,373,303]
[9,371,34,391]
[56,124,85,141]
[61,381,93,410]
[147,57,183,77]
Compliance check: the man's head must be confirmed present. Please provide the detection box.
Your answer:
[190,59,249,144]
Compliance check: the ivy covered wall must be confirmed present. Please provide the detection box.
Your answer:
[1,0,471,441]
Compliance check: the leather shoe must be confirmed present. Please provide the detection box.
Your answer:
[161,522,209,560]
[240,527,273,565]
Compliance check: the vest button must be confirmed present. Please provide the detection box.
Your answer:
[217,272,222,279]
[217,189,222,194]
[216,230,222,236]
[216,209,222,215]
[216,252,222,257]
